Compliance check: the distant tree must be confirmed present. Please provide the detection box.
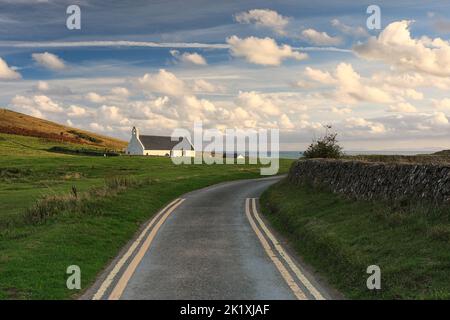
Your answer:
[303,125,343,159]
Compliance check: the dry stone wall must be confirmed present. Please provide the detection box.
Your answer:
[288,159,450,205]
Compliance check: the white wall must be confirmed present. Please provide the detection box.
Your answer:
[143,150,171,156]
[126,128,144,155]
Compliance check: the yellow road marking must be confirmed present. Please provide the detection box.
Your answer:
[251,198,326,300]
[92,198,183,300]
[245,198,307,300]
[108,198,185,300]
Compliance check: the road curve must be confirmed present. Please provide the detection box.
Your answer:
[87,176,334,300]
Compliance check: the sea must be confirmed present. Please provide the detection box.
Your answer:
[278,150,434,160]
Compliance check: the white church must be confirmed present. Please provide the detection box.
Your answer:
[126,127,195,157]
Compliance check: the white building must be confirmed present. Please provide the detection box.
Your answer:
[126,127,195,157]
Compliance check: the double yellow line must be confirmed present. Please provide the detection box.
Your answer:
[92,198,185,300]
[245,198,325,300]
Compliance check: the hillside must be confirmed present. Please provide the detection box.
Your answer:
[0,108,127,151]
[433,149,450,156]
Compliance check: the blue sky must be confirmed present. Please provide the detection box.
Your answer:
[1,0,450,151]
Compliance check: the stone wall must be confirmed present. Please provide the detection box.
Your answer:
[288,159,450,205]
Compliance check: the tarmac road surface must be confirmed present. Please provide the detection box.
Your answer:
[86,176,335,300]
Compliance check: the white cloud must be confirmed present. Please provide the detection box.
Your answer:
[31,52,66,70]
[110,87,130,98]
[404,89,423,101]
[227,36,307,66]
[354,20,450,77]
[36,80,49,91]
[192,79,222,93]
[330,19,368,38]
[99,105,129,125]
[301,28,342,46]
[10,94,63,117]
[33,95,63,112]
[137,69,187,96]
[236,91,281,116]
[331,106,352,114]
[234,9,289,35]
[86,92,106,103]
[432,98,450,110]
[304,67,336,84]
[170,50,207,65]
[345,117,386,134]
[279,113,295,129]
[335,63,393,104]
[67,105,87,117]
[89,122,111,132]
[431,112,449,125]
[0,57,21,80]
[306,63,393,104]
[388,102,417,113]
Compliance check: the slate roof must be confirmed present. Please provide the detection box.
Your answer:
[138,135,193,150]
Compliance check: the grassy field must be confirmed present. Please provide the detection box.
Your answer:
[342,154,450,164]
[260,179,450,299]
[0,132,293,299]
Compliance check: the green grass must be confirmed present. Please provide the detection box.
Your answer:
[0,133,292,299]
[260,179,450,300]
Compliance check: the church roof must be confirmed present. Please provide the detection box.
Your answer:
[138,135,193,150]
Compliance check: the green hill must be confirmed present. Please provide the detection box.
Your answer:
[0,108,127,151]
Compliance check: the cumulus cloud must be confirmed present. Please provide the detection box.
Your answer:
[354,20,450,77]
[335,63,393,104]
[279,113,295,129]
[0,57,21,80]
[330,19,368,38]
[304,67,336,85]
[236,91,281,116]
[388,102,417,113]
[345,117,386,134]
[301,28,342,46]
[110,87,130,99]
[32,95,63,112]
[137,69,187,96]
[331,106,352,114]
[234,9,289,35]
[170,50,207,65]
[67,105,88,118]
[86,92,106,103]
[192,79,223,93]
[99,105,129,125]
[304,63,393,104]
[432,98,450,110]
[89,122,112,132]
[31,52,66,70]
[36,80,49,91]
[431,112,449,126]
[10,94,63,117]
[227,36,307,66]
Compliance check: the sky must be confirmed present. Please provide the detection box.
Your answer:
[1,0,450,151]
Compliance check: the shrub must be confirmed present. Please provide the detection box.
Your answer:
[303,125,343,159]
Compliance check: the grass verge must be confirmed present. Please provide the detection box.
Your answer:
[260,179,450,299]
[0,132,293,299]
[0,171,267,299]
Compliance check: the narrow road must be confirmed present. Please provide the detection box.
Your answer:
[87,176,334,300]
